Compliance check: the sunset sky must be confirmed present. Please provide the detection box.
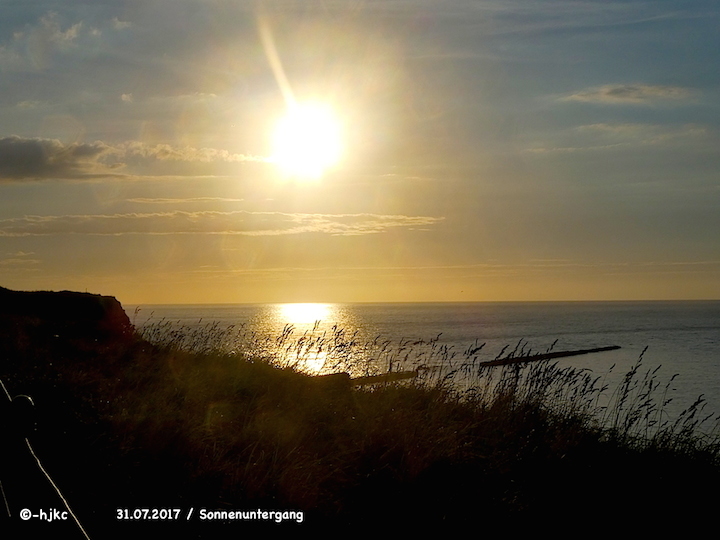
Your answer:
[1,1,718,304]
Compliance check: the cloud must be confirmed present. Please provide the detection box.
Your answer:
[576,123,649,135]
[149,92,218,104]
[0,136,113,180]
[526,123,709,153]
[127,197,245,204]
[0,211,444,237]
[0,11,137,72]
[38,12,82,44]
[561,84,694,105]
[112,17,131,30]
[525,143,624,154]
[578,122,707,142]
[167,259,720,281]
[0,11,83,70]
[118,142,265,164]
[15,100,45,110]
[0,251,40,268]
[0,136,267,181]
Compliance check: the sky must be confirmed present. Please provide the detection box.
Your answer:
[0,0,719,304]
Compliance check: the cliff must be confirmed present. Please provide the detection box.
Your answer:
[0,286,134,344]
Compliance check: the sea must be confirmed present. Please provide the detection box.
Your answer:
[126,301,720,429]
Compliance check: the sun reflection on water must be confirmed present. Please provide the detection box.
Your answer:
[137,303,441,378]
[263,303,352,373]
[278,303,332,326]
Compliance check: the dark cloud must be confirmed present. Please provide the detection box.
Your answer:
[0,136,112,180]
[0,136,267,181]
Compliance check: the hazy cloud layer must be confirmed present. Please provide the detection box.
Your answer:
[0,211,443,237]
[562,84,693,105]
[577,123,707,143]
[0,251,40,268]
[126,197,245,204]
[526,123,709,154]
[166,259,720,285]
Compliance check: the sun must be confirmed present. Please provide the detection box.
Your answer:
[271,102,342,180]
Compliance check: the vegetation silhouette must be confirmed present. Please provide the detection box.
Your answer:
[1,290,719,535]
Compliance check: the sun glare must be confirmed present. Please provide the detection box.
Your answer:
[271,102,342,180]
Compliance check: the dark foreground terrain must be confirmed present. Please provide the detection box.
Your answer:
[1,287,719,537]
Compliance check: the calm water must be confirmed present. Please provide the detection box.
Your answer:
[127,301,720,423]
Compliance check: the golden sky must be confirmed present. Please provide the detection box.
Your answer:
[1,1,719,303]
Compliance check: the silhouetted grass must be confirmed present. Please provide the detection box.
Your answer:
[2,319,719,535]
